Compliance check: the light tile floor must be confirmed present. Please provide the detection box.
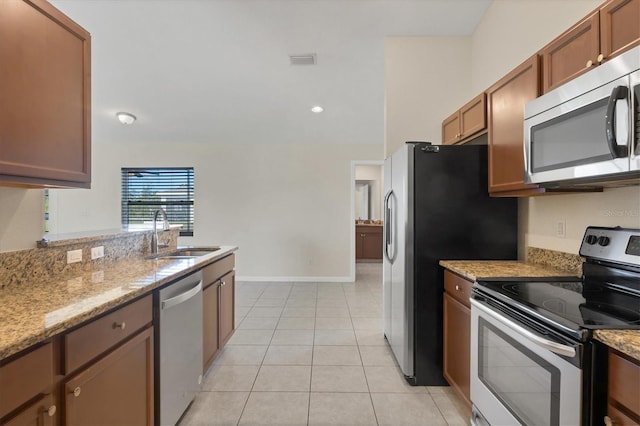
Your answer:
[180,263,471,426]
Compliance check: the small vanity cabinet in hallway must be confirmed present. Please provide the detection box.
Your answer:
[356,224,383,261]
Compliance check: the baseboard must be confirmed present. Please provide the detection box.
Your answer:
[235,275,353,283]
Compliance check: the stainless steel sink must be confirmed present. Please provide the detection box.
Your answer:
[146,247,221,260]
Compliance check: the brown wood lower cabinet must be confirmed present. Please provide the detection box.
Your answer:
[443,270,472,408]
[606,349,640,426]
[202,255,236,373]
[64,327,154,426]
[356,225,383,261]
[219,271,236,347]
[0,342,53,423]
[2,394,55,426]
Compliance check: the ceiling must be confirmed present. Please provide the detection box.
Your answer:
[51,0,491,146]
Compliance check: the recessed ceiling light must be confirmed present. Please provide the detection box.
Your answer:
[116,112,136,125]
[311,106,324,113]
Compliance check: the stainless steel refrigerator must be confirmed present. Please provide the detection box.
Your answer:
[383,142,517,385]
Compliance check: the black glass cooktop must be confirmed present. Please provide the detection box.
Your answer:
[475,277,640,331]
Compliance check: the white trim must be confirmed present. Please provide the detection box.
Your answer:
[350,160,385,283]
[236,275,352,282]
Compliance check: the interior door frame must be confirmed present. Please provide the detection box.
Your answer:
[350,160,384,282]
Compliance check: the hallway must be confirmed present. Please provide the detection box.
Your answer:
[180,263,470,425]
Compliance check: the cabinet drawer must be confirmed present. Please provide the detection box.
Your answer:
[203,254,235,288]
[609,350,640,416]
[1,394,55,426]
[0,342,53,420]
[444,271,473,308]
[64,295,152,374]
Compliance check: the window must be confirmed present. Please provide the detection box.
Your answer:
[121,167,194,236]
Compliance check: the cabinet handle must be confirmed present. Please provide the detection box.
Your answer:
[113,321,126,330]
[72,387,81,397]
[221,280,226,287]
[597,53,604,63]
[604,415,614,426]
[586,59,593,68]
[46,405,56,417]
[455,285,460,291]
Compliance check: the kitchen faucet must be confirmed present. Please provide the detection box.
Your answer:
[151,208,170,254]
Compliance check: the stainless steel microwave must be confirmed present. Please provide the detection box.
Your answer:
[524,46,640,188]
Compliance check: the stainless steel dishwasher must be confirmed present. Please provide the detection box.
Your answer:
[156,271,203,426]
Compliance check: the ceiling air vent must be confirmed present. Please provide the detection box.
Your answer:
[289,53,316,65]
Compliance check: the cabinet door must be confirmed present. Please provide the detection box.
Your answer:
[203,281,220,373]
[362,231,383,260]
[608,350,640,417]
[219,271,235,347]
[443,293,471,408]
[442,111,461,145]
[600,0,640,61]
[460,93,486,139]
[0,0,91,188]
[355,230,364,259]
[2,394,55,426]
[65,327,154,426]
[487,55,542,195]
[540,11,600,93]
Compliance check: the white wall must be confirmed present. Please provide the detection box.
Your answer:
[355,164,383,220]
[385,37,472,156]
[44,139,383,279]
[0,188,44,251]
[471,0,640,254]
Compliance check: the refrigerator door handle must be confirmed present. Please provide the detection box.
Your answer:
[383,190,393,262]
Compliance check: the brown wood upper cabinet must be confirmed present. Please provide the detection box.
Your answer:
[540,0,639,94]
[442,93,486,145]
[0,0,91,188]
[487,55,543,196]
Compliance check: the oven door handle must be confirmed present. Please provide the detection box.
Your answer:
[470,298,577,358]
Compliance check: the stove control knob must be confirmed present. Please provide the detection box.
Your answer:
[585,235,598,245]
[598,236,610,246]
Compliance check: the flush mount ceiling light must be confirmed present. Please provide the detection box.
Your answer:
[116,112,136,125]
[311,106,324,113]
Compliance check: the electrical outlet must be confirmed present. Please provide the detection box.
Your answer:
[67,249,82,264]
[91,246,105,260]
[555,220,566,238]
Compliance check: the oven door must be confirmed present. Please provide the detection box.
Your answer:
[470,298,582,426]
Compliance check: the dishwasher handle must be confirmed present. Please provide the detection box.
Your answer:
[161,281,202,310]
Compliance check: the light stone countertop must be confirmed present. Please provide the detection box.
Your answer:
[440,260,640,362]
[594,330,640,362]
[439,260,578,281]
[0,246,237,362]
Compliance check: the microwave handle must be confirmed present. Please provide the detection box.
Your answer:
[605,85,629,158]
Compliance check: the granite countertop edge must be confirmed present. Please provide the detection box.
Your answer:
[439,259,579,281]
[439,260,640,362]
[0,245,237,362]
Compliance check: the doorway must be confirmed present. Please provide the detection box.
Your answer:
[350,160,384,281]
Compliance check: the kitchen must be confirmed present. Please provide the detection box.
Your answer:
[1,0,639,425]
